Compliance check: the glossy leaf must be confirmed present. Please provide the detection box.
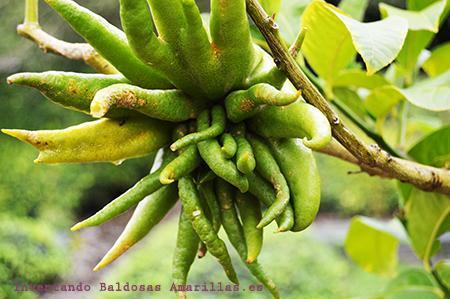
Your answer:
[402,70,450,110]
[258,0,282,16]
[365,70,450,117]
[278,0,311,43]
[332,12,408,75]
[365,86,404,118]
[338,0,369,21]
[345,216,401,276]
[408,125,450,167]
[404,190,450,263]
[380,1,446,32]
[434,260,450,290]
[334,69,390,89]
[383,268,443,299]
[380,0,448,74]
[333,87,372,123]
[301,0,407,89]
[423,42,450,77]
[301,0,356,87]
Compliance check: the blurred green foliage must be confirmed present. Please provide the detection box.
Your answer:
[0,217,68,298]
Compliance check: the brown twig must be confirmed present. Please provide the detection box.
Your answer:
[18,24,117,74]
[246,0,450,195]
[18,0,117,74]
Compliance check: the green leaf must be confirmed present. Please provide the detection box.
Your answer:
[435,260,450,290]
[365,86,404,118]
[365,70,450,117]
[384,268,443,299]
[333,13,408,75]
[333,87,372,123]
[258,0,282,16]
[301,0,407,89]
[301,0,355,87]
[344,216,401,276]
[423,42,450,77]
[408,125,450,167]
[334,69,390,89]
[404,190,450,264]
[338,0,369,21]
[402,70,450,110]
[408,0,440,10]
[407,0,450,17]
[278,0,311,43]
[380,1,446,32]
[380,1,448,74]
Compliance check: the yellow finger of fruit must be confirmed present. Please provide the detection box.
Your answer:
[2,117,171,164]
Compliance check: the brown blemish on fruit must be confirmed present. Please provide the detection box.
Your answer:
[240,98,256,112]
[114,91,145,109]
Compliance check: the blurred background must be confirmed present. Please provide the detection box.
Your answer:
[0,0,448,298]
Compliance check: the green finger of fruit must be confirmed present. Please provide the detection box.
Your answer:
[246,172,295,232]
[159,145,202,185]
[220,133,238,159]
[94,184,178,271]
[245,47,286,89]
[216,179,280,299]
[44,0,171,89]
[172,209,200,298]
[236,192,263,264]
[178,176,239,284]
[197,138,249,193]
[147,0,186,45]
[71,150,176,231]
[210,0,256,89]
[119,0,170,66]
[7,72,130,117]
[233,125,256,175]
[248,101,332,150]
[91,84,199,122]
[248,135,290,228]
[171,106,226,151]
[179,0,223,101]
[199,180,222,233]
[268,138,321,232]
[225,83,300,122]
[2,117,171,164]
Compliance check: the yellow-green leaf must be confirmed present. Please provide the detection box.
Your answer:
[435,260,450,290]
[404,190,450,265]
[338,0,369,21]
[1,117,171,164]
[402,70,450,110]
[384,268,443,299]
[301,0,407,88]
[258,0,282,16]
[380,0,448,74]
[365,86,404,118]
[365,70,450,117]
[278,0,311,43]
[423,42,450,77]
[380,1,446,32]
[301,0,356,87]
[334,69,390,89]
[408,125,450,167]
[333,13,408,75]
[345,216,401,276]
